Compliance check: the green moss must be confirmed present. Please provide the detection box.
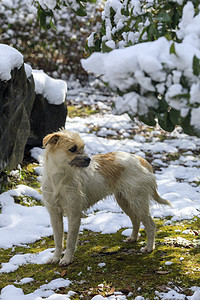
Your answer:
[0,163,41,194]
[67,105,100,118]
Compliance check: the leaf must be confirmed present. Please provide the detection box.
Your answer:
[37,7,52,30]
[72,2,87,17]
[94,38,102,52]
[156,270,170,275]
[50,19,57,31]
[121,8,129,16]
[170,42,176,55]
[106,286,115,296]
[140,116,156,127]
[158,112,175,132]
[159,98,168,113]
[138,26,148,42]
[171,93,189,99]
[180,110,199,137]
[61,270,67,277]
[37,8,48,30]
[156,11,171,22]
[139,110,157,127]
[102,41,113,53]
[147,24,158,40]
[169,108,180,125]
[156,285,169,291]
[74,7,87,17]
[193,55,200,76]
[193,230,200,236]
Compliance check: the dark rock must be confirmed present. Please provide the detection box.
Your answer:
[0,65,35,173]
[27,94,67,146]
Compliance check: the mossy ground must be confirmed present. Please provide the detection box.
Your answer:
[0,173,200,300]
[67,104,100,118]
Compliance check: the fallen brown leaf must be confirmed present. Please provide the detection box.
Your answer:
[156,285,169,292]
[61,270,67,277]
[106,286,115,296]
[156,270,170,275]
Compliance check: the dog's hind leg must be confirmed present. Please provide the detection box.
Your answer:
[115,193,140,242]
[47,206,64,264]
[59,212,81,266]
[140,213,156,253]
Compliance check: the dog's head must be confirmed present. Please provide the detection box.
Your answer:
[43,130,91,168]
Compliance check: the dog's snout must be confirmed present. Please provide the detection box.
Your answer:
[69,155,91,168]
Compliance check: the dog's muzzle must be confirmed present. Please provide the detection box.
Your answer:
[69,156,91,168]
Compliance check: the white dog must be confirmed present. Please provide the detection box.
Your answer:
[42,129,171,266]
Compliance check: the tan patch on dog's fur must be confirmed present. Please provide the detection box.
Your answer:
[137,156,153,173]
[93,152,125,189]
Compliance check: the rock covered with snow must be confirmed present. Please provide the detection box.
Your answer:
[0,44,23,81]
[28,70,68,146]
[0,45,35,173]
[32,70,67,105]
[0,44,68,171]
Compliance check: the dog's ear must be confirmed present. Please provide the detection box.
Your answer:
[43,133,60,148]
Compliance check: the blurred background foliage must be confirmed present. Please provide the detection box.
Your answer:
[0,0,103,82]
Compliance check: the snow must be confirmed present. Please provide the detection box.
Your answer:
[0,44,23,81]
[0,249,54,273]
[165,261,173,266]
[98,262,106,268]
[38,0,57,10]
[1,278,72,300]
[0,186,51,249]
[15,278,34,284]
[155,288,200,300]
[24,63,33,78]
[32,70,67,105]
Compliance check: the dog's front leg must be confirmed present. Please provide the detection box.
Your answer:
[59,212,81,266]
[47,206,64,264]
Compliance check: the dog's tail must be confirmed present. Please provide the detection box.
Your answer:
[153,188,172,207]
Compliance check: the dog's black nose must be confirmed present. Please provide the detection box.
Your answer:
[85,157,91,164]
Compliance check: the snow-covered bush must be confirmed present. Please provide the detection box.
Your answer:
[82,0,200,137]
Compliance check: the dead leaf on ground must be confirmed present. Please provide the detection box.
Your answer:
[61,270,67,277]
[156,285,170,292]
[156,270,170,275]
[106,286,115,296]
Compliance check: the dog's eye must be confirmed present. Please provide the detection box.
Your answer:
[69,145,77,153]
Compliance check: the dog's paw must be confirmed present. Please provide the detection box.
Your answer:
[140,246,153,254]
[124,236,138,243]
[47,250,62,264]
[47,256,61,264]
[59,257,73,267]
